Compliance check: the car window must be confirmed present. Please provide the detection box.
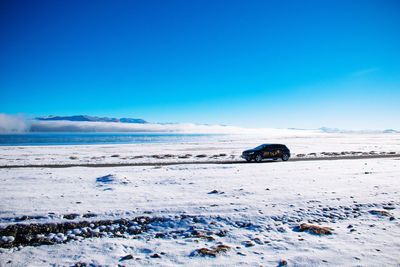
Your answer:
[264,145,273,151]
[254,144,265,150]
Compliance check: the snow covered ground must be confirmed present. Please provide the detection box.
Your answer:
[1,133,400,266]
[1,132,400,166]
[1,151,400,266]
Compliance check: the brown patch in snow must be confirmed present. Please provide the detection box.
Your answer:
[192,244,231,257]
[297,223,333,235]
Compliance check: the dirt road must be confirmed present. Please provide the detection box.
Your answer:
[1,153,399,168]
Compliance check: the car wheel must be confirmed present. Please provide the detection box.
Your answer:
[255,154,263,162]
[282,153,289,161]
[245,157,252,162]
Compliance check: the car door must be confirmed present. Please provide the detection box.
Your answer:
[263,145,273,158]
[273,145,283,157]
[267,145,278,158]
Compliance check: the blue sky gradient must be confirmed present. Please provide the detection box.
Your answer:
[1,0,399,129]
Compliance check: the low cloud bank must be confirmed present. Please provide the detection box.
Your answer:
[0,114,263,134]
[30,120,272,134]
[1,114,395,135]
[0,114,307,135]
[0,114,31,133]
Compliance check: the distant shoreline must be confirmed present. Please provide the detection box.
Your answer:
[0,132,222,146]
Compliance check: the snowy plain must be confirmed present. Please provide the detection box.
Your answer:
[1,131,400,166]
[0,132,400,266]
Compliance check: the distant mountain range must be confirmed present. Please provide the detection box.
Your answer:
[36,115,147,124]
[318,127,399,134]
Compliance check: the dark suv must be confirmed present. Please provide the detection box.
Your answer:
[241,144,290,162]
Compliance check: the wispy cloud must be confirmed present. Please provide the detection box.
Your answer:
[353,68,380,76]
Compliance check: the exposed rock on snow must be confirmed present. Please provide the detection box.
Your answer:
[0,217,151,248]
[191,244,231,257]
[208,190,221,194]
[241,240,255,247]
[278,259,288,266]
[63,214,80,220]
[294,223,334,235]
[369,210,393,217]
[95,174,129,189]
[119,254,134,262]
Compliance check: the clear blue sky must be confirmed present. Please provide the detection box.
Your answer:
[1,0,399,129]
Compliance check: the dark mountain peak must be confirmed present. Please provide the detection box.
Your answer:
[36,115,147,124]
[383,129,398,133]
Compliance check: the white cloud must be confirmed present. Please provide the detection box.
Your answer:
[1,114,310,134]
[0,114,31,133]
[29,120,262,134]
[3,114,390,135]
[28,120,324,136]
